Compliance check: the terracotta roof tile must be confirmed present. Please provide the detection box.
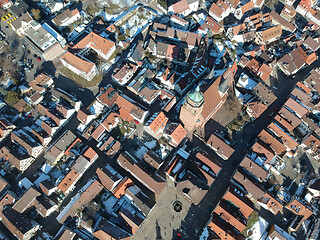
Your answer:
[207,133,234,160]
[258,130,286,155]
[267,123,298,150]
[284,97,308,118]
[223,186,254,218]
[251,141,275,162]
[146,112,168,134]
[57,170,80,193]
[240,157,269,181]
[61,51,95,74]
[233,170,265,199]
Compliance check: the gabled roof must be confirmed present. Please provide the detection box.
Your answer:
[29,73,53,93]
[145,112,168,134]
[97,85,119,107]
[207,133,234,159]
[116,95,146,122]
[196,151,222,175]
[240,157,268,181]
[258,130,286,155]
[14,99,28,112]
[2,207,39,235]
[284,97,308,118]
[258,193,283,215]
[247,100,267,118]
[233,170,265,199]
[170,0,189,14]
[256,63,273,82]
[52,8,79,26]
[96,164,122,191]
[12,187,40,213]
[117,152,166,195]
[252,82,276,106]
[267,123,298,150]
[57,170,79,192]
[164,122,187,147]
[143,150,163,170]
[214,199,247,232]
[208,212,245,240]
[93,218,131,240]
[209,2,224,17]
[61,51,95,74]
[70,31,115,56]
[223,186,254,218]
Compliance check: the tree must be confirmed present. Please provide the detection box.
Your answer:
[117,34,126,41]
[86,4,99,16]
[157,0,167,9]
[31,9,41,21]
[24,105,32,113]
[4,91,19,106]
[264,0,279,8]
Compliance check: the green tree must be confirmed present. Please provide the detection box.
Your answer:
[117,34,126,41]
[24,105,32,113]
[31,9,41,21]
[157,0,167,9]
[5,91,19,106]
[86,4,99,16]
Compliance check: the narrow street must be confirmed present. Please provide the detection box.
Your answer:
[180,60,320,239]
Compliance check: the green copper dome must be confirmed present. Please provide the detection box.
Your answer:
[188,85,204,103]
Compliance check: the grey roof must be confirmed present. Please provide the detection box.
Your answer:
[129,41,144,62]
[9,0,28,17]
[12,187,41,213]
[126,187,154,216]
[11,12,33,30]
[25,26,57,51]
[54,130,76,151]
[71,155,89,175]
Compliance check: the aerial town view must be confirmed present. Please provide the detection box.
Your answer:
[0,0,319,239]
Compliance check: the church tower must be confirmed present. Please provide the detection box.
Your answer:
[179,85,205,133]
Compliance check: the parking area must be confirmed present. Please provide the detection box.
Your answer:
[0,16,44,82]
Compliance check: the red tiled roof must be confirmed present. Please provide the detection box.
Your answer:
[83,147,98,162]
[171,0,189,14]
[164,123,187,147]
[207,133,234,159]
[284,97,308,118]
[258,130,286,155]
[146,112,168,134]
[240,157,269,181]
[256,63,273,82]
[112,177,134,199]
[259,193,283,215]
[57,170,80,193]
[267,123,298,150]
[61,51,95,74]
[71,32,115,56]
[223,186,254,219]
[196,151,222,175]
[247,101,267,118]
[97,86,119,107]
